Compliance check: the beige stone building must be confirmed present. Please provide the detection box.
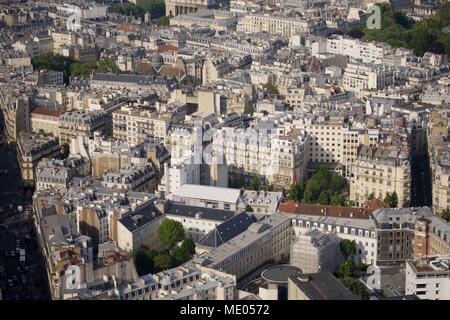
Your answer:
[350,145,411,207]
[30,108,62,137]
[193,214,292,280]
[112,106,171,145]
[117,205,164,253]
[17,132,61,186]
[59,110,111,145]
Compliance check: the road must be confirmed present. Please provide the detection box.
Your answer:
[0,113,51,300]
[411,154,432,207]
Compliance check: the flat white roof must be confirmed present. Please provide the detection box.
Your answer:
[172,184,241,204]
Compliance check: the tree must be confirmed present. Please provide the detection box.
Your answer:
[157,16,171,26]
[340,239,357,260]
[303,166,347,205]
[330,194,346,206]
[288,182,303,201]
[340,277,370,300]
[337,260,353,278]
[441,208,450,222]
[153,254,172,271]
[61,144,70,159]
[157,219,185,251]
[384,191,398,208]
[263,83,279,96]
[318,190,331,205]
[367,193,375,201]
[133,250,154,276]
[248,175,261,191]
[173,238,196,265]
[347,29,364,39]
[429,41,446,54]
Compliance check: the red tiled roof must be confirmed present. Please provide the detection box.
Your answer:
[365,199,389,211]
[158,44,178,53]
[277,200,371,219]
[31,108,62,117]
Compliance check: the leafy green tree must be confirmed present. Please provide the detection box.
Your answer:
[173,238,196,265]
[302,166,347,205]
[441,208,450,222]
[263,83,279,95]
[157,219,185,251]
[153,254,172,271]
[340,239,357,260]
[157,16,171,26]
[384,191,398,208]
[330,194,346,206]
[347,200,356,207]
[347,29,364,39]
[133,249,154,276]
[318,190,331,205]
[288,182,303,201]
[248,175,261,191]
[367,193,375,201]
[340,277,370,300]
[337,260,354,278]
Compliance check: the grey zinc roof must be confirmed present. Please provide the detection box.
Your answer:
[119,204,163,232]
[289,272,359,300]
[197,212,256,249]
[165,203,236,221]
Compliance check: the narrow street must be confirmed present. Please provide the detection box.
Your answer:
[0,113,51,300]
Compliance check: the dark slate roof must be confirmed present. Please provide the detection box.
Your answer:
[197,212,256,249]
[92,73,154,85]
[119,204,163,232]
[288,272,359,300]
[165,203,235,221]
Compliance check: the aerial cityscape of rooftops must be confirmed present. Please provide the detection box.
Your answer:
[0,0,450,303]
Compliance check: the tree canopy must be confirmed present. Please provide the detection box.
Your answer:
[157,219,185,250]
[263,83,279,96]
[303,167,347,205]
[441,208,450,222]
[384,191,398,208]
[360,2,450,56]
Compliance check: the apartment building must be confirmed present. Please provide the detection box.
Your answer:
[103,163,158,193]
[343,62,397,99]
[293,119,373,178]
[327,35,391,64]
[281,202,378,265]
[121,263,236,300]
[405,255,450,300]
[237,14,318,37]
[30,108,62,136]
[17,132,60,186]
[280,202,432,266]
[193,214,292,280]
[112,106,171,145]
[59,110,111,145]
[0,89,30,142]
[117,204,165,253]
[35,157,90,191]
[212,127,309,188]
[165,0,228,16]
[170,10,239,31]
[414,215,450,258]
[427,110,450,214]
[155,199,238,241]
[350,145,411,208]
